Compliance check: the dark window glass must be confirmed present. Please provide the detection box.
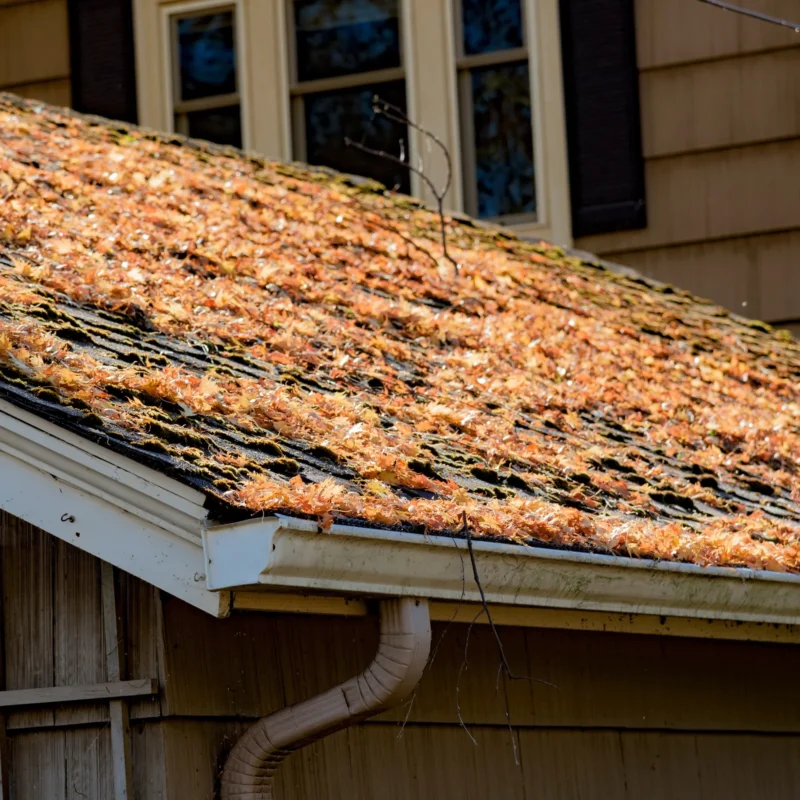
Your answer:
[304,80,409,192]
[177,11,236,101]
[186,105,242,147]
[461,0,523,56]
[294,0,401,83]
[471,62,535,218]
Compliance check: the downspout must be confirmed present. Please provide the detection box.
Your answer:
[220,597,431,799]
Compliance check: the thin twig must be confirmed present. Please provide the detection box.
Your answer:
[461,511,556,689]
[694,0,800,31]
[397,531,469,739]
[454,607,484,747]
[462,511,519,682]
[372,97,453,199]
[344,95,460,276]
[460,511,555,764]
[343,197,441,270]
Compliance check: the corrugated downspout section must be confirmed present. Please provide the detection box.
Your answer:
[220,597,431,799]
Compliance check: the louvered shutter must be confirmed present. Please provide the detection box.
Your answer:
[559,0,646,237]
[68,0,138,123]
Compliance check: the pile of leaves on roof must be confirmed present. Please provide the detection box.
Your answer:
[1,93,799,572]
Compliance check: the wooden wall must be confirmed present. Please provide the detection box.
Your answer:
[0,511,165,799]
[159,599,800,800]
[576,0,800,333]
[4,510,800,798]
[0,0,71,106]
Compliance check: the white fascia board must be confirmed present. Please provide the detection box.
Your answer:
[203,515,800,626]
[0,403,227,617]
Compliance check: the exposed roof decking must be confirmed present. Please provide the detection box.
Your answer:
[0,93,799,572]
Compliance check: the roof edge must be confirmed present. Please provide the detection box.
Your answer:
[204,515,800,626]
[0,402,227,617]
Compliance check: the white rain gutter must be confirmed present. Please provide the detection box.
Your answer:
[4,397,800,627]
[203,514,800,626]
[220,596,430,799]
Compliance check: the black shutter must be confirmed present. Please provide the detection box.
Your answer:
[68,0,138,123]
[559,0,646,237]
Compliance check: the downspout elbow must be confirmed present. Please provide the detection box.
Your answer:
[220,597,431,799]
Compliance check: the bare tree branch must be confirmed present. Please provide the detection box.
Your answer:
[345,95,460,276]
[694,0,799,31]
[372,97,453,199]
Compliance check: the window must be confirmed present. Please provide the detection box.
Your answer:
[287,0,411,193]
[140,0,572,243]
[167,3,243,148]
[456,0,536,222]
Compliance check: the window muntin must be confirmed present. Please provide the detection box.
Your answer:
[457,0,536,221]
[289,0,409,193]
[169,5,243,148]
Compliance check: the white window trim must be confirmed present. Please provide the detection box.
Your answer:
[159,0,252,150]
[522,0,572,244]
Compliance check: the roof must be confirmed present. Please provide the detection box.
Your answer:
[1,93,799,576]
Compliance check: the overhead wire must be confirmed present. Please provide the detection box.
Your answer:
[694,0,800,32]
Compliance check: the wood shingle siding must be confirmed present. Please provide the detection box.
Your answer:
[635,0,800,66]
[639,48,800,159]
[579,0,800,332]
[0,0,70,99]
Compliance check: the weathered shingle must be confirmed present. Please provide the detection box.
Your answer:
[1,93,799,571]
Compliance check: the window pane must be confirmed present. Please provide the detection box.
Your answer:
[471,62,535,219]
[461,0,523,56]
[294,0,401,83]
[304,80,410,193]
[186,105,242,148]
[176,11,237,101]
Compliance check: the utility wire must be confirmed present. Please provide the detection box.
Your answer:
[695,0,800,32]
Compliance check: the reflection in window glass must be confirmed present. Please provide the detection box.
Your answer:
[177,12,237,101]
[304,81,409,192]
[471,62,535,218]
[187,105,242,147]
[294,0,401,83]
[461,0,523,56]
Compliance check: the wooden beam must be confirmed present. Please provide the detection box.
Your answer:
[233,591,368,617]
[102,562,135,800]
[231,590,800,645]
[0,679,156,709]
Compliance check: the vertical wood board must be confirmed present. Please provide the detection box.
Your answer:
[130,721,166,800]
[54,539,105,726]
[103,563,134,799]
[65,725,113,800]
[1,513,55,730]
[10,730,66,800]
[121,574,164,720]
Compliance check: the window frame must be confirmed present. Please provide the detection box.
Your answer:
[285,0,410,172]
[160,0,251,149]
[454,0,539,225]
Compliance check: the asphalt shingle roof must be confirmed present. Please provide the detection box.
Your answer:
[1,93,799,572]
